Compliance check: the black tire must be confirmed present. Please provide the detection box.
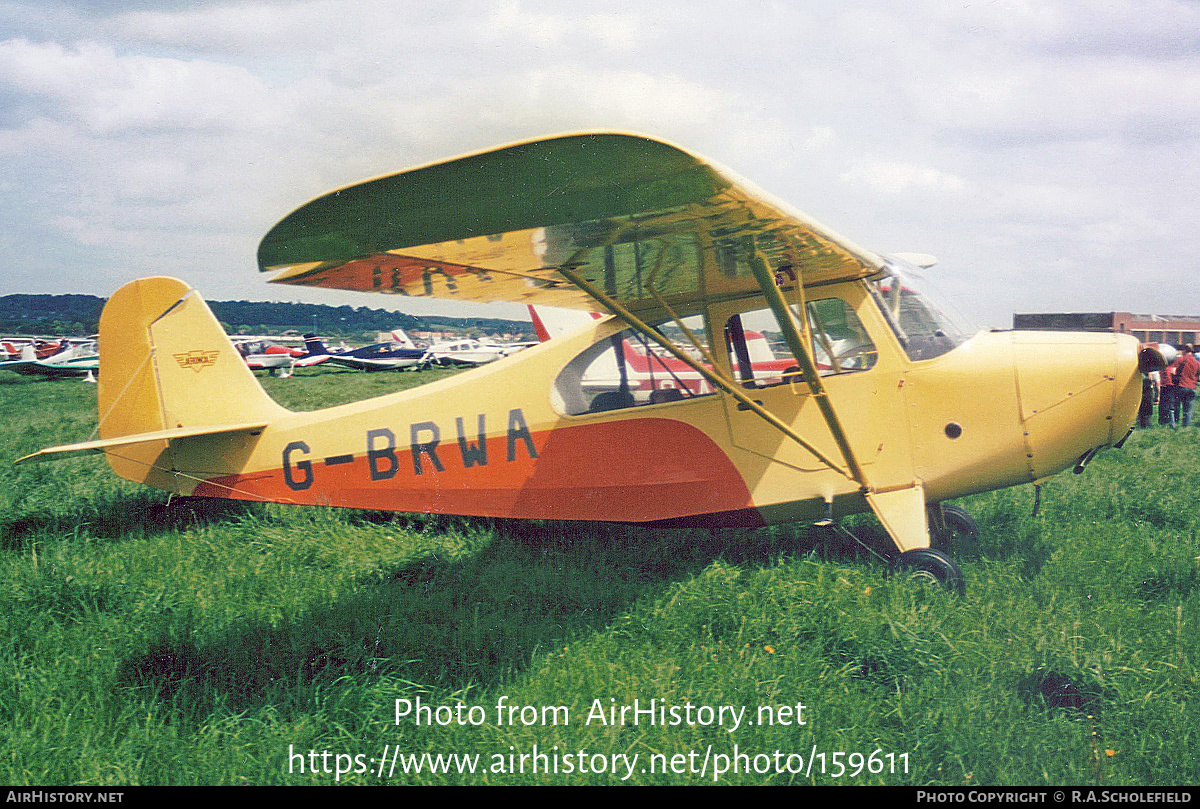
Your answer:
[928,502,980,553]
[942,504,979,537]
[889,548,966,594]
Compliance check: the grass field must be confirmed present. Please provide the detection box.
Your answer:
[1,368,1197,786]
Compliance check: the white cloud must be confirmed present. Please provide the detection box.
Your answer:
[841,160,966,196]
[584,11,646,52]
[0,38,278,134]
[801,126,834,151]
[0,0,1197,329]
[912,59,1200,144]
[116,2,322,51]
[486,0,569,48]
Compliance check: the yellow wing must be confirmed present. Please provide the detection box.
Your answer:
[258,132,884,314]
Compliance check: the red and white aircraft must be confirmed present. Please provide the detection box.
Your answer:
[528,305,844,407]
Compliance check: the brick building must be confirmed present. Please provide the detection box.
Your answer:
[1012,313,1200,346]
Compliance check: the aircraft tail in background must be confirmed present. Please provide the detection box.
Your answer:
[390,328,417,348]
[527,305,602,342]
[303,334,329,355]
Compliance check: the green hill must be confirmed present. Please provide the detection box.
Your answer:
[0,294,534,339]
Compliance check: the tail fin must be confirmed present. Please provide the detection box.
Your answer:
[99,277,284,437]
[94,277,286,484]
[527,304,602,342]
[303,333,329,355]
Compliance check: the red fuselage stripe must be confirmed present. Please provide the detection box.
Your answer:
[190,417,759,523]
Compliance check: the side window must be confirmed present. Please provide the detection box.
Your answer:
[553,315,716,415]
[724,298,876,389]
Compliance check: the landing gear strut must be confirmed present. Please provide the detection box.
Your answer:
[810,500,974,594]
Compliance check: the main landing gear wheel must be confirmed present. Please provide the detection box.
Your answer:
[928,502,980,554]
[888,548,965,594]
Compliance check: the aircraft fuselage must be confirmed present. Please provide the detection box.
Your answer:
[139,277,1140,538]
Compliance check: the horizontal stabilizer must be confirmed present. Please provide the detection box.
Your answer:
[16,421,270,464]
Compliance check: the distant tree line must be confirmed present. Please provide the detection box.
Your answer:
[0,294,534,339]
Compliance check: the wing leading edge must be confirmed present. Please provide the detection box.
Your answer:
[258,132,884,315]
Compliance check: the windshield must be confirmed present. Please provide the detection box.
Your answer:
[867,257,973,361]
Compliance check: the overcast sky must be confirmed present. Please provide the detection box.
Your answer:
[1,0,1198,329]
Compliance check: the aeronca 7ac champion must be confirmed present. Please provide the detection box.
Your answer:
[21,132,1165,590]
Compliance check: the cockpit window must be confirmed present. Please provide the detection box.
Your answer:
[553,296,883,415]
[725,298,877,389]
[868,257,971,361]
[553,314,717,415]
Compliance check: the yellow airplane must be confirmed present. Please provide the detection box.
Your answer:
[21,132,1165,591]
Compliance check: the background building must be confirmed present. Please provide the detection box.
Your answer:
[1012,313,1200,346]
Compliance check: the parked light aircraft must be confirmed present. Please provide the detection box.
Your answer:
[0,340,99,378]
[233,338,301,376]
[299,332,427,371]
[20,132,1162,590]
[1,337,76,361]
[1,340,25,361]
[421,337,518,367]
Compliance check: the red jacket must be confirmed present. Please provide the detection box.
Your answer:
[1176,353,1200,390]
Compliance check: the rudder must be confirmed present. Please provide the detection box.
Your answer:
[97,277,286,484]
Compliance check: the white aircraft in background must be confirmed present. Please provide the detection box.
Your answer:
[421,337,524,366]
[0,339,100,379]
[232,338,302,376]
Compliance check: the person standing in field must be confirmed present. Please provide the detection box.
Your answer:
[1175,344,1200,427]
[1159,351,1181,426]
[1139,365,1160,428]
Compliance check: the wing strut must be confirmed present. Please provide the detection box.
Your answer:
[746,247,869,489]
[554,264,855,481]
[743,246,936,550]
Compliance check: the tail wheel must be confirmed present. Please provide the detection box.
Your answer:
[889,548,965,594]
[928,502,980,553]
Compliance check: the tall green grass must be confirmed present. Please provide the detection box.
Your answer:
[1,369,1196,785]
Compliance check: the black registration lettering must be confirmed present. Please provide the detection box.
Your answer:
[410,421,445,474]
[283,441,313,490]
[506,408,538,462]
[367,428,399,480]
[456,415,488,468]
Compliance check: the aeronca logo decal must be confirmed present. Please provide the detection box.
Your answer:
[174,350,220,372]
